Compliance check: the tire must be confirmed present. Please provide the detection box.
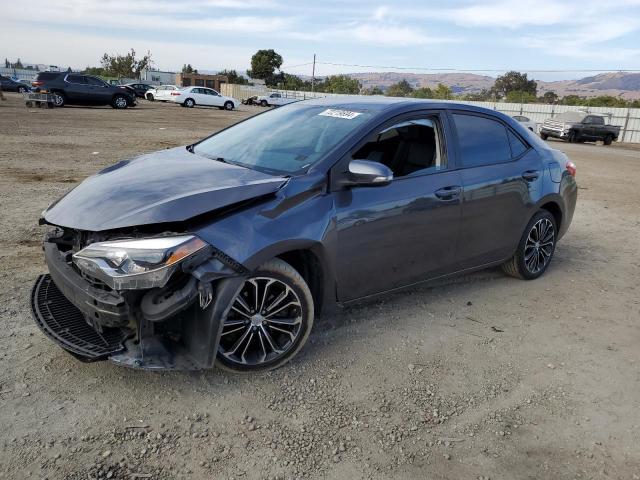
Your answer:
[17,86,27,93]
[146,93,154,101]
[51,91,65,107]
[604,134,613,146]
[216,258,314,373]
[224,101,234,111]
[502,210,557,280]
[112,95,128,109]
[567,131,577,143]
[184,98,195,108]
[260,100,268,107]
[540,133,548,140]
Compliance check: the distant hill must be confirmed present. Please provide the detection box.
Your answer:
[344,71,640,100]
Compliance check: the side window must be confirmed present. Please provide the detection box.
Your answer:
[592,116,604,125]
[86,76,105,86]
[507,130,528,158]
[352,116,445,178]
[66,75,86,84]
[452,114,511,167]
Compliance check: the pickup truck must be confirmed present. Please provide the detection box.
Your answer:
[255,92,298,107]
[540,111,620,145]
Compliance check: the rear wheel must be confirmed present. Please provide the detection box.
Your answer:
[540,133,548,140]
[502,210,557,280]
[52,91,65,107]
[184,98,195,108]
[604,134,613,146]
[112,95,128,109]
[216,258,314,372]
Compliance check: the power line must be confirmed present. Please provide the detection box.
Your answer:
[312,61,640,74]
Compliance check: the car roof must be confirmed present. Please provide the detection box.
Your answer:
[296,95,506,116]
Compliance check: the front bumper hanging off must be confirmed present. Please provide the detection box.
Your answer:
[30,241,246,370]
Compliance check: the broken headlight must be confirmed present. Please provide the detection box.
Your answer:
[72,235,207,290]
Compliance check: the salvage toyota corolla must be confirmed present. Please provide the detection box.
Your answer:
[31,98,577,372]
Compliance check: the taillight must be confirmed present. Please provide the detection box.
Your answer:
[32,80,44,87]
[566,161,576,177]
[170,92,180,96]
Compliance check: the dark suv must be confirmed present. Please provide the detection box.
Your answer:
[40,73,136,108]
[31,98,577,373]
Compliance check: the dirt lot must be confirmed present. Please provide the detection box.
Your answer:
[1,92,639,480]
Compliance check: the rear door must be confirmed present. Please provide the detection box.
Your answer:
[334,111,463,301]
[63,74,90,102]
[451,111,542,269]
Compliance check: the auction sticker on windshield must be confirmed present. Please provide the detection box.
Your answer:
[318,109,363,120]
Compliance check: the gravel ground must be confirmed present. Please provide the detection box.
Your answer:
[1,93,639,480]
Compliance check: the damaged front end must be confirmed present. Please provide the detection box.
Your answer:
[30,227,247,370]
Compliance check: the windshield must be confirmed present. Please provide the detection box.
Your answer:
[193,104,373,174]
[554,111,587,122]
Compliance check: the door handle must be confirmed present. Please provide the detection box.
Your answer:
[522,170,540,181]
[434,185,462,200]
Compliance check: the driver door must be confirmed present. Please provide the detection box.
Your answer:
[333,112,462,301]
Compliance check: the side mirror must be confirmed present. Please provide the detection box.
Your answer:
[340,160,393,187]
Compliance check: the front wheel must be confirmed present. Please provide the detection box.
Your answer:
[18,86,27,93]
[216,258,314,372]
[567,131,577,143]
[146,93,154,101]
[112,95,128,109]
[224,101,234,111]
[260,100,268,107]
[502,210,557,280]
[540,133,548,140]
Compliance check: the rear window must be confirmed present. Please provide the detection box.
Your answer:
[453,113,512,167]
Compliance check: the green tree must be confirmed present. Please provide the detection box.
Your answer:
[541,91,559,104]
[280,73,312,90]
[386,79,414,97]
[432,83,453,99]
[218,69,248,85]
[4,58,9,68]
[492,71,537,99]
[182,64,198,74]
[13,58,24,69]
[83,66,107,76]
[247,49,283,80]
[561,95,586,106]
[410,87,433,98]
[505,90,537,103]
[362,86,384,95]
[318,75,361,94]
[101,49,152,78]
[460,89,494,101]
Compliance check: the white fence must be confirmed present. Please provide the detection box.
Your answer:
[221,83,640,143]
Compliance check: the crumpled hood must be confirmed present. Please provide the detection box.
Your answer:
[43,147,287,231]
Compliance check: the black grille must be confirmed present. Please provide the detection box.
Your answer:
[31,274,129,360]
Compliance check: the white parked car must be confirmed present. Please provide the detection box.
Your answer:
[169,87,237,110]
[145,85,180,102]
[255,92,297,107]
[512,115,538,133]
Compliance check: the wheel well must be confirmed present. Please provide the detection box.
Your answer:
[540,202,562,230]
[277,250,324,316]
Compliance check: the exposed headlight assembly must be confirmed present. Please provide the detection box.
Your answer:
[73,235,207,290]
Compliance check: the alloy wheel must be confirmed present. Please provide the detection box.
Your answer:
[114,96,127,109]
[524,218,555,274]
[52,93,64,107]
[218,277,304,367]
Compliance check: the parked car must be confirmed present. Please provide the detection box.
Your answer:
[31,98,577,373]
[512,115,537,132]
[255,92,298,107]
[169,86,237,110]
[121,83,154,99]
[39,73,136,108]
[145,85,180,101]
[540,111,620,145]
[0,75,30,93]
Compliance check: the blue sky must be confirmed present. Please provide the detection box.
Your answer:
[2,0,640,81]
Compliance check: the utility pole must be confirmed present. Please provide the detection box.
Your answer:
[311,54,316,93]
